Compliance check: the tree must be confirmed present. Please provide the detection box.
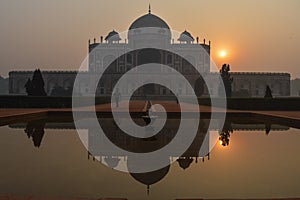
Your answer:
[24,78,34,96]
[264,85,273,98]
[219,64,233,97]
[24,69,47,96]
[31,69,47,96]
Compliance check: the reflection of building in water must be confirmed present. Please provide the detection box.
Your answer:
[9,8,290,97]
[10,119,289,154]
[9,118,290,192]
[9,121,290,131]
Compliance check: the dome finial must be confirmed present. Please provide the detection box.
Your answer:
[148,3,151,14]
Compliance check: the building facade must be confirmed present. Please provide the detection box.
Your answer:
[9,9,290,97]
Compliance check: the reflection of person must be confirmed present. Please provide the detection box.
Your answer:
[113,88,121,107]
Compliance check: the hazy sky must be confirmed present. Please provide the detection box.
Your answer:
[0,0,299,78]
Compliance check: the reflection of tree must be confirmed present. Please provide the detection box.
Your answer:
[24,120,46,148]
[265,123,271,135]
[219,121,233,146]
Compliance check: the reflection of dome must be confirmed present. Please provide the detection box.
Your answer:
[130,165,170,186]
[129,11,170,30]
[130,165,170,194]
[105,30,121,43]
[178,30,194,43]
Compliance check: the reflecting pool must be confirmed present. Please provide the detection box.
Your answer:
[0,116,300,200]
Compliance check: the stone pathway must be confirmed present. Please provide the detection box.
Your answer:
[0,197,126,200]
[0,101,300,128]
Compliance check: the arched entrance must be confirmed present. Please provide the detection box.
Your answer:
[137,49,161,96]
[138,48,161,65]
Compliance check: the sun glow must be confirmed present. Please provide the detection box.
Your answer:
[219,51,227,58]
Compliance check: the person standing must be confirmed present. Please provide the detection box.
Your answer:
[113,88,121,107]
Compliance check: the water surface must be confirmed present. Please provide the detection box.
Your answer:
[0,118,300,200]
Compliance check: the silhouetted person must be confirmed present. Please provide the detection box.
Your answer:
[113,88,121,107]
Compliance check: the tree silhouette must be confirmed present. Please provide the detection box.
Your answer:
[24,78,34,95]
[24,69,47,96]
[24,120,46,148]
[219,64,233,97]
[264,85,273,98]
[265,123,271,135]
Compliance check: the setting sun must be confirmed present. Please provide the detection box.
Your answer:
[219,51,227,58]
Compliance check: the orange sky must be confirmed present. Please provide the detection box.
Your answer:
[0,0,299,78]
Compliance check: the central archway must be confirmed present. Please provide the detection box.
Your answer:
[138,48,161,65]
[137,48,162,95]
